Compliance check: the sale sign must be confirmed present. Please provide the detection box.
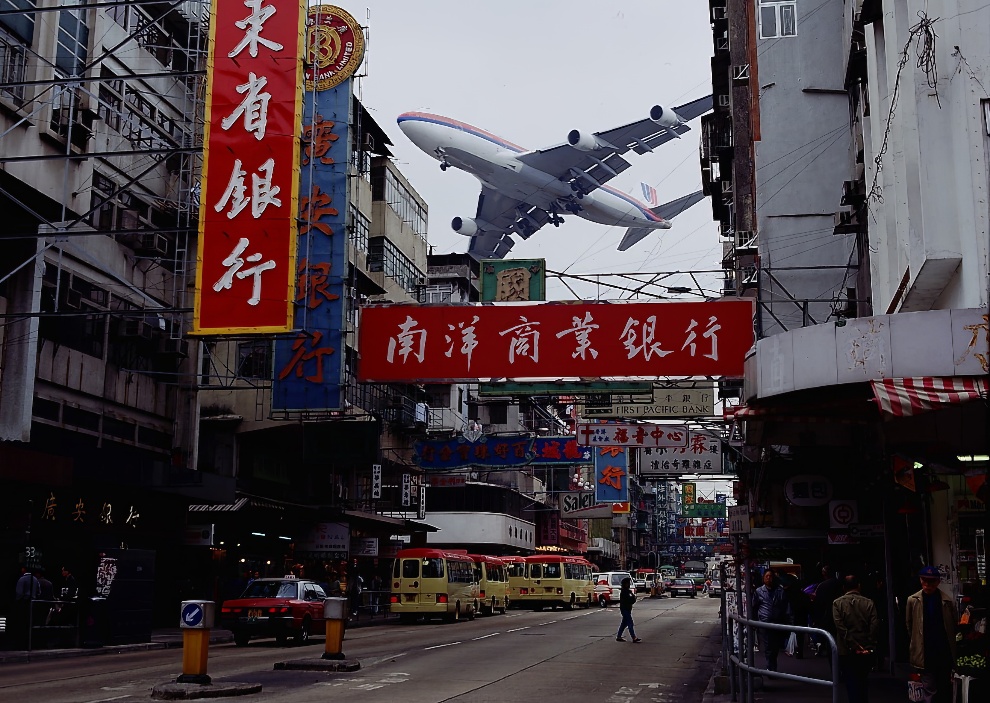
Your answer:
[357,300,754,381]
[193,0,305,334]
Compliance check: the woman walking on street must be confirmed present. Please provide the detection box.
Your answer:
[616,577,642,643]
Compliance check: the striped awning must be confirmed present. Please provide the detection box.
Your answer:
[871,376,988,418]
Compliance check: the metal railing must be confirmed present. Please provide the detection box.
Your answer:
[25,598,82,651]
[723,608,839,703]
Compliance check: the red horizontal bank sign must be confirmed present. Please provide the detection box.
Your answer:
[357,300,754,381]
[193,0,305,334]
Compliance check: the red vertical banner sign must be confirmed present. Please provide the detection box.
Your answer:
[193,0,306,334]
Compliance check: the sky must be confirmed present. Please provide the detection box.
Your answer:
[349,1,720,301]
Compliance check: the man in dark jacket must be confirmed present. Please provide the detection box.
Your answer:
[751,569,791,671]
[813,565,842,656]
[833,574,879,703]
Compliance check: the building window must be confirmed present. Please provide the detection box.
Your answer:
[348,205,370,253]
[237,340,272,379]
[372,167,427,236]
[0,26,27,105]
[367,236,425,293]
[421,284,452,304]
[759,1,797,39]
[55,2,88,76]
[0,0,37,46]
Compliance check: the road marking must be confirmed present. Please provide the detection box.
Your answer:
[506,626,530,632]
[537,620,557,626]
[424,641,462,650]
[472,632,500,640]
[86,697,132,703]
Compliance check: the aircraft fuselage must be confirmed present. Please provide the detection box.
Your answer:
[397,112,671,230]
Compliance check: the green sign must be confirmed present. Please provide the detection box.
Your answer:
[478,381,655,397]
[480,259,546,301]
[682,503,727,518]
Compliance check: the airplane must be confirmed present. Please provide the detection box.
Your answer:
[396,95,712,258]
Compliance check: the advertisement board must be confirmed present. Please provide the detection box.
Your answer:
[636,428,723,476]
[357,300,754,381]
[480,259,546,301]
[594,447,629,503]
[582,385,714,418]
[193,0,305,334]
[414,435,591,470]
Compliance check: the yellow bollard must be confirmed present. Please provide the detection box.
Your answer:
[322,597,348,660]
[177,600,214,685]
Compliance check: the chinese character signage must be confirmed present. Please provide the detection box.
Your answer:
[193,0,306,334]
[682,482,696,505]
[414,435,591,470]
[682,503,727,518]
[298,521,349,554]
[582,385,714,418]
[636,429,723,476]
[594,447,629,503]
[783,474,833,506]
[481,259,546,301]
[371,464,382,498]
[357,300,754,381]
[577,422,689,448]
[270,6,359,411]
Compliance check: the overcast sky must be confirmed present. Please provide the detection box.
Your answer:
[350,1,719,300]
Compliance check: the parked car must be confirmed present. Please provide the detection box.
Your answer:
[633,577,648,593]
[669,578,697,598]
[594,571,633,607]
[220,576,328,647]
[708,579,723,597]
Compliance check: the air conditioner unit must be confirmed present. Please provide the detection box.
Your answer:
[712,7,726,21]
[137,233,168,256]
[720,180,733,193]
[732,64,750,83]
[717,94,731,107]
[158,338,189,358]
[89,288,109,307]
[416,277,429,286]
[118,319,154,339]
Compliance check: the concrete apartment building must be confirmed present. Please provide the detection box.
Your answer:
[705,0,987,658]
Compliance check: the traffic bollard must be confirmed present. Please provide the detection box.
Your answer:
[322,597,348,660]
[177,600,215,685]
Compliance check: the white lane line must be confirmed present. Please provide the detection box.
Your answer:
[424,641,462,650]
[537,620,558,626]
[472,633,501,640]
[506,626,530,633]
[86,697,132,703]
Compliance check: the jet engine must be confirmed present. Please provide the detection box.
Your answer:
[650,104,682,130]
[451,216,479,236]
[567,129,601,152]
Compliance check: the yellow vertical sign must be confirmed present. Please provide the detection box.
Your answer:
[682,482,696,505]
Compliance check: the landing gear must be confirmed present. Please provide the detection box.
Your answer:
[434,147,450,172]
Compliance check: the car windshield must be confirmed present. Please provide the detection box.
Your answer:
[674,579,694,585]
[241,580,298,599]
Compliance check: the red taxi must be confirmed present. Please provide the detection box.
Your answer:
[221,576,327,646]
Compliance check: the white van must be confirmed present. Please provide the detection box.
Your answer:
[593,571,633,607]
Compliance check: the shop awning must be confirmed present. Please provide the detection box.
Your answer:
[871,376,988,418]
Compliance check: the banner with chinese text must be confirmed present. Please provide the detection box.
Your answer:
[636,429,723,476]
[193,0,305,334]
[357,300,754,381]
[414,435,591,470]
[594,447,629,503]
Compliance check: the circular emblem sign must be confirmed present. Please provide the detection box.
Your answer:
[304,5,365,91]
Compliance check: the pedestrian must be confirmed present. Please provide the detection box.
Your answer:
[615,577,642,642]
[832,574,879,703]
[60,566,78,600]
[13,566,40,648]
[369,574,383,615]
[348,571,364,616]
[905,566,958,703]
[36,568,55,602]
[328,570,343,596]
[813,564,842,656]
[781,574,810,658]
[751,569,791,672]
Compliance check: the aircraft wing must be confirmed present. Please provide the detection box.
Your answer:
[516,95,713,191]
[466,186,551,258]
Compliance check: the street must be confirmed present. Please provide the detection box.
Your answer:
[0,597,722,702]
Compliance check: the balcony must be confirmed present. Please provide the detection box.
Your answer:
[426,406,468,433]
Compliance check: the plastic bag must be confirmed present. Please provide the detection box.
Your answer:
[784,632,798,656]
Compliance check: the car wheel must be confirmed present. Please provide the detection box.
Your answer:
[295,618,311,645]
[598,595,608,608]
[564,593,576,611]
[467,602,476,621]
[233,632,249,647]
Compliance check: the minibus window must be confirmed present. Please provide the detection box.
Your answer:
[422,558,444,579]
[402,559,420,579]
[543,564,562,578]
[530,564,543,578]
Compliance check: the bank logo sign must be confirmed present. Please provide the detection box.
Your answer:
[582,385,714,418]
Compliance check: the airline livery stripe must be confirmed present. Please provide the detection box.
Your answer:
[397,112,526,153]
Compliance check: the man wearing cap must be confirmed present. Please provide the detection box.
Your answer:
[905,566,957,703]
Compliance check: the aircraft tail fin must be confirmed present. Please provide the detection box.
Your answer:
[649,189,705,220]
[618,190,707,252]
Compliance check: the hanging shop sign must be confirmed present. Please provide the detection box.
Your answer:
[784,474,833,506]
[357,300,754,382]
[480,259,546,301]
[559,491,614,518]
[594,447,629,503]
[727,505,751,534]
[414,435,591,470]
[582,385,714,418]
[636,429,723,476]
[270,5,354,412]
[193,0,305,334]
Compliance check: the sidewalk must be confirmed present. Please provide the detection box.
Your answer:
[703,650,916,703]
[0,612,398,664]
